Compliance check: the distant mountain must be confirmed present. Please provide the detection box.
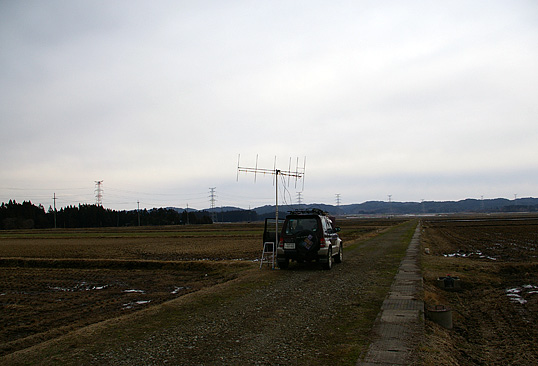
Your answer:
[354,198,538,215]
[254,197,538,217]
[168,197,538,221]
[254,204,335,217]
[170,206,243,213]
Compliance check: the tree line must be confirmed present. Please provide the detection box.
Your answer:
[0,200,214,229]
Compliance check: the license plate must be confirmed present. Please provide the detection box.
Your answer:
[284,242,295,249]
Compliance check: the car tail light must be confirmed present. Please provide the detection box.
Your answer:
[278,237,284,248]
[319,237,325,248]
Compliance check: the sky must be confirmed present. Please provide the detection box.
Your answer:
[1,0,537,211]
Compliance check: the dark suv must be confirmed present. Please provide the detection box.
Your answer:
[276,209,343,269]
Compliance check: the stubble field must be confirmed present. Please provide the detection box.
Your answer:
[0,219,391,358]
[420,215,538,365]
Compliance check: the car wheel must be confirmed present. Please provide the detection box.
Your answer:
[334,244,343,264]
[323,247,332,270]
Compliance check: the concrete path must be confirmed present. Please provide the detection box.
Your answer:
[357,222,423,365]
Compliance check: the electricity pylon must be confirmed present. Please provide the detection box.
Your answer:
[95,181,103,206]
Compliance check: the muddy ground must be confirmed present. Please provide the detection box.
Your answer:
[4,216,537,364]
[419,215,538,365]
[0,219,395,359]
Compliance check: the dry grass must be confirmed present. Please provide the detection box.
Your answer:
[0,218,399,359]
[0,223,265,261]
[0,223,265,357]
[418,215,538,365]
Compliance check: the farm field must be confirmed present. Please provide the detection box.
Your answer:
[420,214,538,365]
[0,218,397,358]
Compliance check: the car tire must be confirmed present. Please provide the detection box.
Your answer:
[323,247,332,270]
[277,258,289,269]
[334,244,343,264]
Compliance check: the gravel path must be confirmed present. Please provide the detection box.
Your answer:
[63,221,417,365]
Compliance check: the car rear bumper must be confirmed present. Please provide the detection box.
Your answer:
[277,247,329,261]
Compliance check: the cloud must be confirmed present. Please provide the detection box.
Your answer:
[1,1,537,210]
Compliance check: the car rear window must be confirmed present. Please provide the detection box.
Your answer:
[284,217,319,235]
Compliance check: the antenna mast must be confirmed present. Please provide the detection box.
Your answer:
[237,155,306,269]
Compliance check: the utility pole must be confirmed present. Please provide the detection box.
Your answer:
[53,193,57,229]
[186,203,190,225]
[388,194,392,217]
[137,200,140,226]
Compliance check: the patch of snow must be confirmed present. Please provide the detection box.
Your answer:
[505,285,538,305]
[508,295,527,305]
[171,286,190,294]
[122,300,152,309]
[443,250,497,260]
[49,282,109,292]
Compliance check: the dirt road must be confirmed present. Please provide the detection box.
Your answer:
[3,220,417,365]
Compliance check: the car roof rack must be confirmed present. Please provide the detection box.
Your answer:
[287,208,328,216]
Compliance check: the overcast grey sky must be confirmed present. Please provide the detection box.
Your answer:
[1,0,537,210]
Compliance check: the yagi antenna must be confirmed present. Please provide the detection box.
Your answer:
[236,154,306,269]
[237,154,306,187]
